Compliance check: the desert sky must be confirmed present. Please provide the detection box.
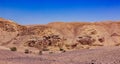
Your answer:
[0,0,120,24]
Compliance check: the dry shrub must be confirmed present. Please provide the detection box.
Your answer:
[24,49,29,54]
[98,37,105,43]
[10,47,17,51]
[39,51,43,55]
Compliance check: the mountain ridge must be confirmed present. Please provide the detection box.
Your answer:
[0,18,120,54]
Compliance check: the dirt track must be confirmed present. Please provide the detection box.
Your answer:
[0,46,120,64]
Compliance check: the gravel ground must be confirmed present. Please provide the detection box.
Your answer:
[1,46,120,64]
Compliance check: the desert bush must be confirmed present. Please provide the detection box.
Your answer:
[98,37,104,43]
[28,41,35,47]
[71,43,78,48]
[24,49,29,54]
[39,51,43,55]
[60,48,64,51]
[10,47,17,51]
[42,48,49,51]
[59,48,66,52]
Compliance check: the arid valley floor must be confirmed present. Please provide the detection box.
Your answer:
[0,18,120,64]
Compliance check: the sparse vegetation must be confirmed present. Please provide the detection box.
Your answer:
[42,48,49,51]
[39,51,43,55]
[60,48,64,51]
[59,48,66,52]
[10,47,17,51]
[98,37,105,43]
[28,41,35,47]
[24,49,29,54]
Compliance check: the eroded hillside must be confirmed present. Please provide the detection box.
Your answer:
[0,18,120,54]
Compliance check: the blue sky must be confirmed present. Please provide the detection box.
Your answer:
[0,0,120,24]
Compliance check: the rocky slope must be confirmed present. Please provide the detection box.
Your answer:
[0,18,120,54]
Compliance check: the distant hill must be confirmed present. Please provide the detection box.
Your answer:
[0,18,120,54]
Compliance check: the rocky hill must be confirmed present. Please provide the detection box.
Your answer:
[0,18,120,54]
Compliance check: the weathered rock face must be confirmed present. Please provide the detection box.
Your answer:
[0,18,120,53]
[0,18,25,45]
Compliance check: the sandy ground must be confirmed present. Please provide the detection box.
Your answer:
[0,46,120,64]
